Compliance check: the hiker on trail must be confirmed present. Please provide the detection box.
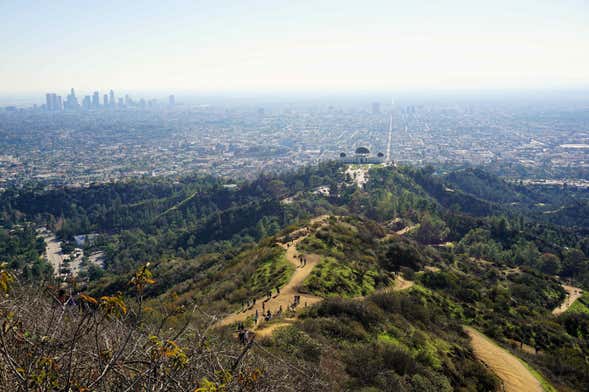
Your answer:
[276,286,280,295]
[254,310,258,325]
[262,302,265,311]
[253,298,256,305]
[265,310,272,321]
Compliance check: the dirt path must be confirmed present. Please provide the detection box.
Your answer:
[392,275,414,291]
[465,326,543,392]
[395,224,419,236]
[43,234,65,274]
[255,319,296,338]
[217,217,328,328]
[552,284,583,316]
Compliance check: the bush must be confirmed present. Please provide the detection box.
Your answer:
[273,326,322,362]
[308,297,384,328]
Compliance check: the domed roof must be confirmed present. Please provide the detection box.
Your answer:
[340,152,347,158]
[355,147,370,155]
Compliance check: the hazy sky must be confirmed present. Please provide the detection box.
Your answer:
[1,0,588,94]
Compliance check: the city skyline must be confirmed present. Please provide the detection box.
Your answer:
[41,88,176,111]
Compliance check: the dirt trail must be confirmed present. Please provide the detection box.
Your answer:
[465,326,543,392]
[552,284,583,316]
[217,217,328,328]
[43,234,65,274]
[395,224,419,236]
[379,224,420,242]
[392,275,414,291]
[255,319,296,337]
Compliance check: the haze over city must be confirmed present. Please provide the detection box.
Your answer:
[1,0,589,97]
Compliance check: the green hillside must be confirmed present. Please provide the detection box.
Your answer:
[1,162,588,390]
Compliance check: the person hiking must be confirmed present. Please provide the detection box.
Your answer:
[276,285,280,295]
[254,309,259,325]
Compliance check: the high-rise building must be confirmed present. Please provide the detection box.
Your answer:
[83,96,91,110]
[92,91,100,108]
[109,90,115,108]
[168,94,175,106]
[118,98,124,107]
[371,102,381,114]
[45,92,65,111]
[103,94,109,107]
[65,88,79,110]
[125,94,131,106]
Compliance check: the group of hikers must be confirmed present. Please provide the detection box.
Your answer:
[236,322,254,345]
[240,285,285,312]
[297,254,307,267]
[234,228,315,343]
[289,295,305,311]
[252,304,284,325]
[237,292,304,343]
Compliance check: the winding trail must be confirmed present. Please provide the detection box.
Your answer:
[219,215,417,337]
[552,284,583,316]
[217,217,328,328]
[380,224,419,242]
[391,275,414,291]
[465,326,543,392]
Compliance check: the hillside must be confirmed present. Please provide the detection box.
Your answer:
[1,162,589,390]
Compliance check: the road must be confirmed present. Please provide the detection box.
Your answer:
[43,234,65,274]
[465,326,543,392]
[386,112,393,162]
[552,284,583,315]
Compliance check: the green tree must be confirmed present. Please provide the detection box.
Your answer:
[540,253,561,275]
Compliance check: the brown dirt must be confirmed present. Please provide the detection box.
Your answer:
[255,319,295,337]
[217,217,329,328]
[465,326,543,392]
[392,275,414,291]
[552,284,583,316]
[380,224,420,242]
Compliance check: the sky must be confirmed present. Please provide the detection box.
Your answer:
[0,0,588,96]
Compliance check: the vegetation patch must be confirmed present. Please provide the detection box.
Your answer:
[303,257,379,297]
[565,292,589,315]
